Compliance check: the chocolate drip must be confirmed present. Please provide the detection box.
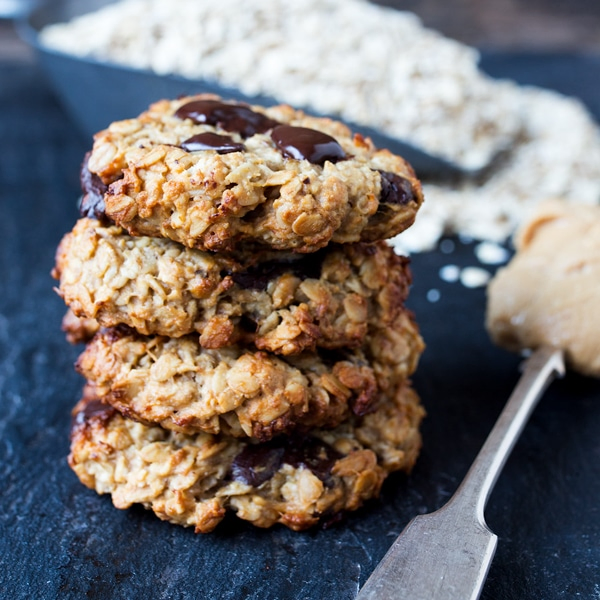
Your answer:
[271,125,346,165]
[379,171,414,206]
[174,100,279,138]
[230,435,342,487]
[180,132,245,154]
[101,324,136,343]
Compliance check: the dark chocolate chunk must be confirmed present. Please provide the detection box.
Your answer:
[101,324,136,343]
[174,100,279,138]
[230,435,342,487]
[228,267,274,291]
[226,251,326,291]
[283,436,342,483]
[238,315,258,334]
[271,125,346,165]
[230,445,285,487]
[379,171,414,206]
[318,348,348,367]
[79,152,108,220]
[71,400,116,430]
[180,132,245,154]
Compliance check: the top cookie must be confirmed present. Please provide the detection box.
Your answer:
[83,95,424,252]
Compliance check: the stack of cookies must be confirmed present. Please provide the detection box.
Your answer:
[53,95,426,532]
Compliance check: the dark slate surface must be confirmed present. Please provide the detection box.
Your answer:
[1,57,599,600]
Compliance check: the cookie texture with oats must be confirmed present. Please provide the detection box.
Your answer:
[76,314,423,441]
[60,308,100,344]
[68,381,424,532]
[54,218,413,354]
[83,95,423,252]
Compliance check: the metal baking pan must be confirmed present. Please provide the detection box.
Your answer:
[17,0,271,137]
[17,0,467,178]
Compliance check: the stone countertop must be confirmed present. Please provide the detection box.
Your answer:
[1,54,600,599]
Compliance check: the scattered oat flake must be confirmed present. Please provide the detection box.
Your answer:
[439,264,461,283]
[475,241,510,265]
[460,267,491,288]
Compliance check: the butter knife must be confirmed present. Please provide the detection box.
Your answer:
[356,346,565,600]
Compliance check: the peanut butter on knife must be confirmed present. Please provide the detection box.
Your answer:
[486,199,600,378]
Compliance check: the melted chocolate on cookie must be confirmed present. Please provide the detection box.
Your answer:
[271,125,347,165]
[175,100,279,138]
[179,132,245,154]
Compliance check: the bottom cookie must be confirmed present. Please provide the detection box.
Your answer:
[69,382,425,532]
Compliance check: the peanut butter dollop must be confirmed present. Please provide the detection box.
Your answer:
[486,200,600,378]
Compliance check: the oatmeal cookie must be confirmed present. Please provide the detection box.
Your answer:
[68,381,424,532]
[76,316,423,440]
[83,95,423,252]
[61,308,100,344]
[54,218,413,354]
